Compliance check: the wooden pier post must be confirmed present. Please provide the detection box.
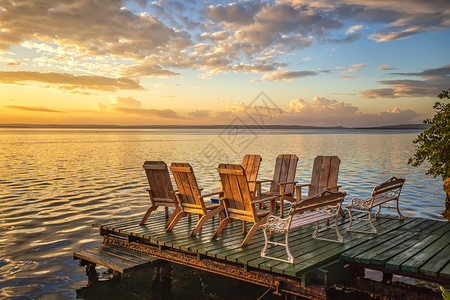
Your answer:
[153,260,173,287]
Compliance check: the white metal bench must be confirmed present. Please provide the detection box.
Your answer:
[346,177,405,234]
[260,190,346,264]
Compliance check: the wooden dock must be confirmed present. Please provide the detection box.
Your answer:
[86,209,450,299]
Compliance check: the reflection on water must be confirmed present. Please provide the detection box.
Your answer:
[0,128,446,298]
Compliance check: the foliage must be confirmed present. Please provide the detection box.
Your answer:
[408,89,450,180]
[441,286,450,300]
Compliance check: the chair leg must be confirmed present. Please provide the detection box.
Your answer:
[261,229,269,257]
[396,199,404,219]
[260,230,294,263]
[241,216,268,247]
[165,207,169,218]
[346,207,353,231]
[312,222,319,239]
[166,211,187,232]
[211,218,232,240]
[285,231,294,263]
[335,215,344,243]
[140,206,157,225]
[313,217,344,243]
[280,198,284,217]
[346,208,377,234]
[190,206,223,237]
[166,206,181,229]
[368,210,377,234]
[242,221,247,233]
[375,205,382,218]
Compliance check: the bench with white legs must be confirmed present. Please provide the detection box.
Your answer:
[346,177,405,234]
[260,190,346,264]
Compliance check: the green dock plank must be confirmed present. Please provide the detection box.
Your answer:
[253,215,358,271]
[355,231,417,265]
[439,262,450,279]
[370,234,424,266]
[93,210,449,284]
[430,222,450,235]
[269,218,395,276]
[385,235,441,271]
[280,232,375,276]
[98,244,155,263]
[401,236,449,273]
[341,217,418,262]
[419,244,450,277]
[74,245,156,273]
[278,217,418,277]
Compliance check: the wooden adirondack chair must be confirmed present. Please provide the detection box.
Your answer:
[256,154,298,217]
[296,156,345,217]
[241,154,262,199]
[140,161,179,226]
[211,164,279,247]
[167,163,223,236]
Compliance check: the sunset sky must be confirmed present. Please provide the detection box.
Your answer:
[0,0,449,127]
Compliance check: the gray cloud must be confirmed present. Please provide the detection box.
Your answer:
[183,96,421,127]
[281,96,421,126]
[205,2,262,25]
[0,0,448,82]
[362,64,450,98]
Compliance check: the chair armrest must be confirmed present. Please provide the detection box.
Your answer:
[279,181,298,186]
[202,191,223,198]
[168,190,178,196]
[323,185,341,191]
[255,179,273,184]
[296,183,311,188]
[252,195,279,204]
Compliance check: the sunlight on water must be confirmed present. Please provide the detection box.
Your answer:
[0,128,446,298]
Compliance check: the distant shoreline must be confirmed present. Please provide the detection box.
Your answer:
[0,123,429,130]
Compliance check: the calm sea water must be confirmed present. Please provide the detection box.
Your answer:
[0,128,446,299]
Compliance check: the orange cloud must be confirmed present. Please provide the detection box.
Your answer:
[5,105,65,113]
[0,71,143,92]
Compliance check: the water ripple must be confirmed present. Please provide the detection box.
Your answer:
[0,128,446,298]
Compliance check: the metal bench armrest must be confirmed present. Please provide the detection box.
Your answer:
[261,215,291,233]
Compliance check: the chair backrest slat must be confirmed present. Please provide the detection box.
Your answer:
[270,154,298,194]
[242,154,262,195]
[308,156,341,197]
[143,161,174,201]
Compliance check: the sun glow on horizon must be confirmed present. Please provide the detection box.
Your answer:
[0,0,449,127]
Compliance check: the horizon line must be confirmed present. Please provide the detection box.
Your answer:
[0,123,429,130]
